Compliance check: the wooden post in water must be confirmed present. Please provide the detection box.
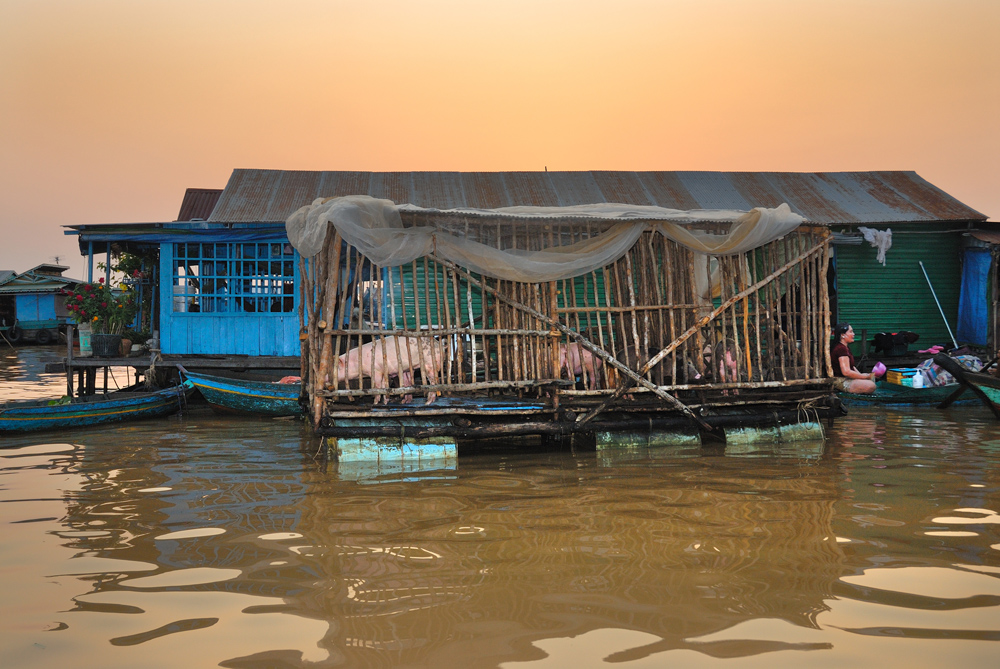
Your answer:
[66,323,74,397]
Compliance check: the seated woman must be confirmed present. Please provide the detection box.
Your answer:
[831,323,878,393]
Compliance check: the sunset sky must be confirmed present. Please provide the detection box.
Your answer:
[1,0,997,279]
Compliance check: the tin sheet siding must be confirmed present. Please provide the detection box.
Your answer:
[158,244,299,356]
[834,226,962,353]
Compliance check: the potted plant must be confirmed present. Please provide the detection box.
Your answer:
[121,329,151,355]
[62,279,138,357]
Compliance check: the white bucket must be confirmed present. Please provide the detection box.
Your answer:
[78,322,93,357]
[173,286,188,312]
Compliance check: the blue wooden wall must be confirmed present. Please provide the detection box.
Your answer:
[15,294,57,321]
[158,243,301,356]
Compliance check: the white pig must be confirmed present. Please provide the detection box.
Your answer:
[335,336,445,405]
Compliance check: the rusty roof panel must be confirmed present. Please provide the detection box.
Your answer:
[877,171,984,221]
[591,171,654,205]
[207,169,987,224]
[676,172,754,211]
[410,172,466,208]
[767,172,855,222]
[636,172,701,210]
[265,171,323,221]
[367,172,411,204]
[808,173,881,222]
[501,172,560,207]
[176,188,222,221]
[320,171,372,200]
[545,171,605,206]
[727,173,789,211]
[825,172,929,221]
[211,169,277,222]
[460,172,511,209]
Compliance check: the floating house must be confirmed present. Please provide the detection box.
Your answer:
[66,187,304,361]
[64,170,990,442]
[826,175,989,355]
[0,264,81,344]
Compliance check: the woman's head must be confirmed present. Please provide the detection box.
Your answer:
[833,323,853,343]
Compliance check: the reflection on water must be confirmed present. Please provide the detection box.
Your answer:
[2,349,1000,667]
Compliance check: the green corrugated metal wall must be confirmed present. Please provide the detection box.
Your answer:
[834,224,962,355]
[385,263,612,331]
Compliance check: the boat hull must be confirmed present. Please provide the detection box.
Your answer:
[932,353,1000,418]
[0,382,193,434]
[839,381,973,406]
[181,369,302,416]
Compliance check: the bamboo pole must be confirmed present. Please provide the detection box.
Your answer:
[820,236,833,377]
[577,238,828,426]
[428,254,711,430]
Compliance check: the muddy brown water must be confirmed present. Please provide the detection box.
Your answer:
[2,346,999,667]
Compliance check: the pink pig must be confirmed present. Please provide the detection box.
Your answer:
[558,342,603,390]
[335,336,445,405]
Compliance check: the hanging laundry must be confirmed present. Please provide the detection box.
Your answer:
[858,226,892,265]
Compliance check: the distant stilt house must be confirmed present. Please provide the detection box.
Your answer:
[0,264,81,344]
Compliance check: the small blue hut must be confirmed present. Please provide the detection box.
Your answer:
[0,264,81,344]
[65,188,301,358]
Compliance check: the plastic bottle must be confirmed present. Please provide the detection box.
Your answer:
[912,372,924,389]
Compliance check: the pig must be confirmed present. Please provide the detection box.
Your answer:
[615,346,702,386]
[334,336,445,405]
[558,342,603,390]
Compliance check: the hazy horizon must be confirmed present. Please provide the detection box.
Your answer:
[2,0,997,279]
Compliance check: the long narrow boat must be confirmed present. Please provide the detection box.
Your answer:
[0,381,193,434]
[179,367,302,416]
[932,353,1000,418]
[838,380,974,407]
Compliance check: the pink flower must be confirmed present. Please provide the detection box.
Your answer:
[101,302,107,308]
[98,277,105,284]
[76,295,83,301]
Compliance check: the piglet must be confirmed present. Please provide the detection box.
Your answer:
[558,342,603,390]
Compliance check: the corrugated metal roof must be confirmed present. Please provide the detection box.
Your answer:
[0,269,81,294]
[208,170,987,225]
[176,188,222,222]
[970,230,1000,245]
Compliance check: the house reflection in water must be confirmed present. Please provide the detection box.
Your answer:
[46,421,848,666]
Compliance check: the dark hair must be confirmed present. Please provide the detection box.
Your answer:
[833,323,851,341]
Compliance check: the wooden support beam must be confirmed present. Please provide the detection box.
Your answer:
[428,254,713,432]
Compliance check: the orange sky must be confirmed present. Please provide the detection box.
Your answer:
[1,0,997,278]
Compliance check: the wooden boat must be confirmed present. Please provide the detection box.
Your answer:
[0,381,193,434]
[932,353,1000,418]
[179,367,303,416]
[838,380,974,407]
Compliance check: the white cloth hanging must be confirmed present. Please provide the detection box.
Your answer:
[858,226,892,266]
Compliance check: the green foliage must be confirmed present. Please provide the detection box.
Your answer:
[122,329,151,345]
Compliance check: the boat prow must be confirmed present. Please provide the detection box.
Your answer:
[0,381,194,435]
[178,367,303,416]
[931,353,1000,418]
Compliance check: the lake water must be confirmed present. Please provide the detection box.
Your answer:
[2,346,999,668]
